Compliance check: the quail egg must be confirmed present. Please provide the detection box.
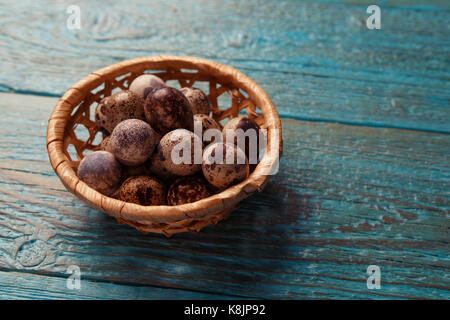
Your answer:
[144,87,194,135]
[180,87,211,115]
[167,176,211,205]
[110,119,157,166]
[77,151,122,196]
[118,175,166,206]
[222,116,261,166]
[202,142,249,189]
[193,114,222,146]
[95,90,145,135]
[129,74,166,100]
[148,151,177,182]
[156,129,202,176]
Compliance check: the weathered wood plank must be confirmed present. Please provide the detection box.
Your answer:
[0,93,448,299]
[0,270,234,300]
[0,0,448,132]
[342,0,449,7]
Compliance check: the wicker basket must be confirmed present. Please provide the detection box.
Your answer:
[46,55,282,236]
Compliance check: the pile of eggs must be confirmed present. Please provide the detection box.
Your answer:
[77,74,262,206]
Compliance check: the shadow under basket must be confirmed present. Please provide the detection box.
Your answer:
[46,55,283,236]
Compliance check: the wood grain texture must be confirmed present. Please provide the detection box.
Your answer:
[0,93,448,299]
[0,270,234,300]
[0,0,448,132]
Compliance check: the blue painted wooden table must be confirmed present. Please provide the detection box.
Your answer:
[0,0,449,299]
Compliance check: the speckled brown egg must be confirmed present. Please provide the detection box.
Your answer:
[77,151,122,196]
[118,175,166,206]
[202,142,249,189]
[156,129,202,176]
[99,136,112,152]
[167,176,211,205]
[148,151,177,182]
[193,114,222,146]
[95,90,145,135]
[129,74,166,100]
[222,116,261,166]
[110,119,157,166]
[180,87,211,115]
[144,87,194,135]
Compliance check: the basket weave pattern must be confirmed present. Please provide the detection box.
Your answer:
[47,56,282,236]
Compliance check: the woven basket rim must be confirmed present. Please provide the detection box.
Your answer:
[46,55,282,224]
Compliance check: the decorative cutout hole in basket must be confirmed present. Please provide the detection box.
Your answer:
[46,56,282,236]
